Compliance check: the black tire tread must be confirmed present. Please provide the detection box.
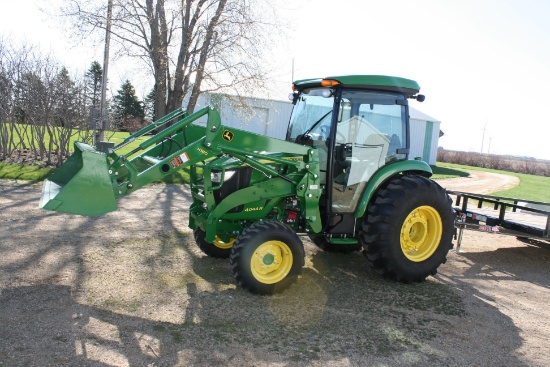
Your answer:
[230,221,304,294]
[194,229,231,259]
[361,175,454,282]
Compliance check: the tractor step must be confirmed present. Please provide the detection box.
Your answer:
[329,238,359,245]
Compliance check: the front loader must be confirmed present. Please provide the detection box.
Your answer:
[40,75,454,294]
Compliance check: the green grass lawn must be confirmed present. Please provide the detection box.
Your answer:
[0,163,55,181]
[436,162,550,203]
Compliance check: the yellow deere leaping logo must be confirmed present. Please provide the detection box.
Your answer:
[222,130,234,142]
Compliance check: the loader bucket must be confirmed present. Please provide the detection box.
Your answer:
[39,142,118,216]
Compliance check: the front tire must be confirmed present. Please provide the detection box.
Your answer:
[361,175,454,282]
[230,221,305,294]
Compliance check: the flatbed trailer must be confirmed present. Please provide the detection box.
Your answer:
[448,190,550,252]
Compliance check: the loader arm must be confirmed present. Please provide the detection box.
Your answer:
[40,106,322,233]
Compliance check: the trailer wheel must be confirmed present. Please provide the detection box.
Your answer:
[194,229,235,259]
[361,175,454,282]
[230,221,304,294]
[309,236,361,253]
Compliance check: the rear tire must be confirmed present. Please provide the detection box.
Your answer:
[361,175,454,282]
[230,221,304,294]
[194,229,235,259]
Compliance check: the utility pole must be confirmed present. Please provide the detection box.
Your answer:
[480,120,487,154]
[95,0,113,149]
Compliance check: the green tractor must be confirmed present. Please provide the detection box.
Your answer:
[40,75,454,294]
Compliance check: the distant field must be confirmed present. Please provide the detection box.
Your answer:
[437,162,550,203]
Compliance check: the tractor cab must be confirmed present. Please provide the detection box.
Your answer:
[286,75,424,237]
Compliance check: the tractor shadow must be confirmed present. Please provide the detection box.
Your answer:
[0,182,531,366]
[0,246,529,366]
[451,238,550,290]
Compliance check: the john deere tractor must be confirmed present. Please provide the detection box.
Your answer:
[40,75,454,294]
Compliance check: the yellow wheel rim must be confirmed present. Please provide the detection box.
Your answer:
[213,236,235,250]
[400,205,443,262]
[250,241,293,284]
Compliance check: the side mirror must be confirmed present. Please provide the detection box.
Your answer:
[288,92,299,104]
[416,94,425,102]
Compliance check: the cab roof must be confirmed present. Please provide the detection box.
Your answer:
[293,75,420,96]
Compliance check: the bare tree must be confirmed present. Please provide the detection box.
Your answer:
[56,0,285,119]
[0,38,13,160]
[1,38,93,167]
[0,39,39,161]
[50,67,89,164]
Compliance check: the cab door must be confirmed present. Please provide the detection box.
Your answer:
[327,90,408,236]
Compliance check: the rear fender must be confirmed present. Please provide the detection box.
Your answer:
[354,160,432,219]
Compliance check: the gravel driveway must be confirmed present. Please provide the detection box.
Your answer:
[0,172,549,366]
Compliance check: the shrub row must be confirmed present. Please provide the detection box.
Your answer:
[437,149,550,177]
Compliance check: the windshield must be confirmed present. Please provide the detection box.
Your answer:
[286,89,335,142]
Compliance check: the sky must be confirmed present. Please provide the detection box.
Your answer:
[2,0,550,160]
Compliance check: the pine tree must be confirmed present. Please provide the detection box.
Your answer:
[85,61,102,109]
[53,67,78,128]
[111,79,144,131]
[143,87,156,122]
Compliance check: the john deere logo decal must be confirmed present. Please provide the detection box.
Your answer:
[222,130,234,142]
